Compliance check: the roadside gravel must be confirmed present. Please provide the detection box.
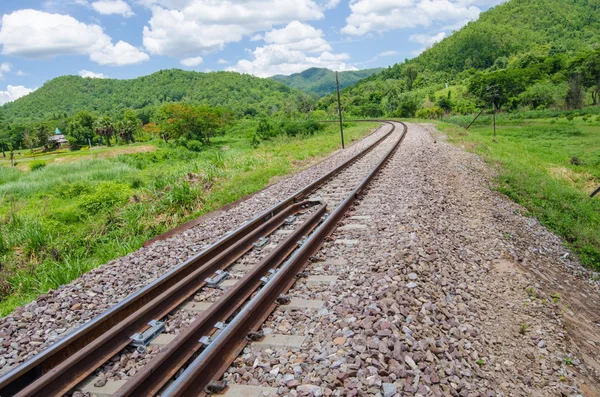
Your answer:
[224,122,599,396]
[0,124,390,374]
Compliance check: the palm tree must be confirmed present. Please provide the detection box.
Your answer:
[94,116,115,146]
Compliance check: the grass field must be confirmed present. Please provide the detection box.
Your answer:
[0,121,378,315]
[433,115,600,271]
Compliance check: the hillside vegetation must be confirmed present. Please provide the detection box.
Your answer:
[2,70,311,123]
[318,0,600,118]
[271,67,383,97]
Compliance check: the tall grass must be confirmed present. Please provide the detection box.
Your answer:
[0,121,379,316]
[436,119,600,270]
[0,159,137,198]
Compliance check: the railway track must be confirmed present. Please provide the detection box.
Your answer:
[0,120,407,397]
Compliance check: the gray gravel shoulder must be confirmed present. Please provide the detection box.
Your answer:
[223,122,599,396]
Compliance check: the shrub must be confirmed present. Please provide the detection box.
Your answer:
[161,180,201,212]
[79,182,131,214]
[29,160,47,171]
[56,181,93,198]
[416,107,444,119]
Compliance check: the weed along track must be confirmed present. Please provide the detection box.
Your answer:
[0,121,407,397]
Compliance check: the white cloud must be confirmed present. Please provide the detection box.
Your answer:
[0,85,36,105]
[91,0,135,17]
[78,69,107,78]
[141,0,326,59]
[378,50,397,57]
[228,21,355,77]
[0,63,12,73]
[90,40,149,65]
[0,9,148,66]
[409,31,446,55]
[342,0,481,36]
[410,31,446,45]
[217,59,229,64]
[250,34,263,42]
[16,70,28,77]
[264,21,331,53]
[180,56,203,66]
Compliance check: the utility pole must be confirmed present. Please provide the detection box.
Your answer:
[335,71,345,149]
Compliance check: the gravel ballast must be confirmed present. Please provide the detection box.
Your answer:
[2,122,598,397]
[0,124,392,374]
[223,123,599,396]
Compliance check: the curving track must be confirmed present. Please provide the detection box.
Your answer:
[0,121,407,397]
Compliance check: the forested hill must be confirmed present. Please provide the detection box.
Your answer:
[271,67,383,96]
[411,0,600,74]
[2,69,310,123]
[317,0,600,117]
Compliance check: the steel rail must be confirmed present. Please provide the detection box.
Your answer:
[161,121,407,397]
[114,201,328,396]
[0,121,394,397]
[12,200,321,397]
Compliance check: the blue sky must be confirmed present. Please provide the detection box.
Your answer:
[0,0,506,104]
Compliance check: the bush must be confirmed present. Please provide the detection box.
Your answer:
[56,181,92,198]
[79,182,131,214]
[416,107,444,119]
[29,160,47,171]
[68,137,81,151]
[161,180,201,212]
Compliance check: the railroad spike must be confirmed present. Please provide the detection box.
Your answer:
[295,271,308,279]
[247,330,265,341]
[205,380,228,394]
[276,295,291,305]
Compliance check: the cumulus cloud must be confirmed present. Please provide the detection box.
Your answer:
[90,40,150,65]
[410,31,446,45]
[79,70,107,78]
[228,21,355,77]
[141,0,326,60]
[409,31,446,54]
[217,59,229,65]
[91,0,135,17]
[264,21,332,53]
[0,9,148,66]
[16,70,28,77]
[0,85,36,105]
[342,0,482,36]
[180,56,203,66]
[0,63,11,79]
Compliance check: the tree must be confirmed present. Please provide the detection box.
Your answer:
[115,110,141,144]
[156,103,234,144]
[67,111,96,145]
[94,116,115,146]
[32,122,52,150]
[571,48,600,105]
[565,75,584,109]
[403,65,418,91]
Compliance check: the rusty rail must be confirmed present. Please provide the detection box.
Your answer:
[147,121,407,397]
[0,121,395,397]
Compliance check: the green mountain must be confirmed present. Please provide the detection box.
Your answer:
[271,67,383,96]
[2,69,310,123]
[318,0,600,117]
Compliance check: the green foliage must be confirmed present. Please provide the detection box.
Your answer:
[29,160,46,171]
[156,103,234,144]
[67,111,96,145]
[78,182,131,214]
[271,67,383,96]
[0,121,377,315]
[2,70,313,124]
[317,0,600,118]
[438,119,600,270]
